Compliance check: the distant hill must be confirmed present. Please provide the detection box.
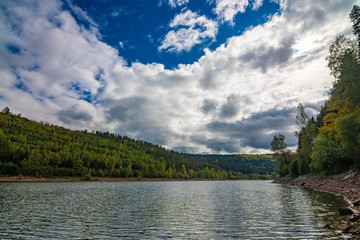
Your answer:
[0,109,278,179]
[191,154,278,175]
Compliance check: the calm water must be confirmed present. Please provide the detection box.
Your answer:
[0,181,347,239]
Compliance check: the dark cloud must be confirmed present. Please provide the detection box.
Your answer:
[172,146,199,154]
[220,94,240,118]
[57,107,93,125]
[104,96,171,146]
[240,37,295,72]
[191,135,240,153]
[201,99,217,114]
[206,107,298,151]
[200,70,218,89]
[106,97,147,122]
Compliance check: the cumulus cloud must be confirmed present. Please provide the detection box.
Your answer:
[210,0,265,24]
[57,106,93,125]
[0,0,357,154]
[159,10,218,52]
[205,107,298,152]
[220,94,241,118]
[0,0,118,131]
[240,36,295,72]
[105,97,173,145]
[212,0,249,24]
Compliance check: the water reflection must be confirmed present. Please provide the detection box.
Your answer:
[0,181,347,239]
[161,181,219,239]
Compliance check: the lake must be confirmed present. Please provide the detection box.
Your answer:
[0,181,347,239]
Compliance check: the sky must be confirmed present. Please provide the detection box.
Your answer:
[0,0,358,154]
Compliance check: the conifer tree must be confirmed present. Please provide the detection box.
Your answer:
[350,5,360,57]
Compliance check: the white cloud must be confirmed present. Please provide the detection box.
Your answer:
[159,10,218,52]
[0,0,357,154]
[211,0,266,23]
[212,0,249,24]
[168,0,189,8]
[252,0,263,10]
[158,0,189,8]
[65,0,98,29]
[0,0,119,131]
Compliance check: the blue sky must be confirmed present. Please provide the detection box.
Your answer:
[0,0,358,153]
[67,0,281,69]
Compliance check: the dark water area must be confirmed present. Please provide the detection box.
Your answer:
[0,181,347,239]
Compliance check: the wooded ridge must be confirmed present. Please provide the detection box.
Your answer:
[0,110,277,180]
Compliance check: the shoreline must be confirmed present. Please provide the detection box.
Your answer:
[273,171,360,239]
[0,176,205,182]
[272,171,360,212]
[0,176,263,182]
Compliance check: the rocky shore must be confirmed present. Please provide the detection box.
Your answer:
[273,171,360,239]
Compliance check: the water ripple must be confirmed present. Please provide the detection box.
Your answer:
[0,181,347,239]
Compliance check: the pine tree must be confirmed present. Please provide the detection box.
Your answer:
[350,5,360,58]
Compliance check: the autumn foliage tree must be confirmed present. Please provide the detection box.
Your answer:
[272,5,360,177]
[310,5,360,175]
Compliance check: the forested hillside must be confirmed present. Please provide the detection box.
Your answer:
[191,154,277,177]
[272,5,360,177]
[0,109,277,179]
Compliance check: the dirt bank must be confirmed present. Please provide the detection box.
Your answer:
[273,171,360,239]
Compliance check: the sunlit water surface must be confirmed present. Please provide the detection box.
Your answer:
[0,181,347,239]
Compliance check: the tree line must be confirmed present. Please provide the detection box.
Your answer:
[271,5,360,177]
[0,108,277,180]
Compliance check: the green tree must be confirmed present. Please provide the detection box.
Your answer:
[166,166,173,178]
[270,134,287,154]
[326,35,358,79]
[332,51,360,111]
[295,104,317,175]
[295,104,316,151]
[271,134,294,177]
[122,164,133,178]
[3,161,19,175]
[350,5,360,56]
[310,137,346,175]
[72,159,84,175]
[310,7,360,175]
[156,157,166,177]
[0,129,11,162]
[148,163,156,178]
[2,107,10,115]
[289,159,299,177]
[180,164,188,178]
[334,111,360,168]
